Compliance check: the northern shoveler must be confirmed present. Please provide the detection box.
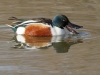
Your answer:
[7,14,83,36]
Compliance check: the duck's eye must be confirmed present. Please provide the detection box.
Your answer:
[63,19,66,21]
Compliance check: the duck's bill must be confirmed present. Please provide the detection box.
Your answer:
[68,22,83,29]
[66,22,83,34]
[66,25,79,34]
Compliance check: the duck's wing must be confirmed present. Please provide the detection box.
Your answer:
[8,17,52,27]
[31,18,52,25]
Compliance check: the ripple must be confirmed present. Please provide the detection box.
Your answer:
[0,66,19,71]
[0,25,14,41]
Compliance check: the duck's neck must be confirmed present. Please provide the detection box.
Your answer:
[50,26,66,36]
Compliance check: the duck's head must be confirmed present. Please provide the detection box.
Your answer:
[52,15,83,34]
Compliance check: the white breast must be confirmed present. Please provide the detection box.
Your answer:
[50,26,66,36]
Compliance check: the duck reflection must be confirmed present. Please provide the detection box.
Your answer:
[52,39,82,53]
[12,35,52,49]
[12,35,83,53]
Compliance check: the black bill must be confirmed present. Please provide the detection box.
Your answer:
[66,25,79,34]
[66,22,83,34]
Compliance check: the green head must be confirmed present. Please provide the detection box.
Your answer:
[52,14,82,34]
[52,15,69,28]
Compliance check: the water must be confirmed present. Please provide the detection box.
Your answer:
[0,0,100,75]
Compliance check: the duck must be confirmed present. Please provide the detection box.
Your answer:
[7,14,83,36]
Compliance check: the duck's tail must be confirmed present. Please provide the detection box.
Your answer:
[6,24,13,28]
[8,17,19,20]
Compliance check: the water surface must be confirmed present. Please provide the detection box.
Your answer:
[0,0,100,75]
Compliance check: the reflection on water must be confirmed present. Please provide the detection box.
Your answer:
[53,39,82,53]
[12,35,83,53]
[0,0,100,75]
[12,35,52,49]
